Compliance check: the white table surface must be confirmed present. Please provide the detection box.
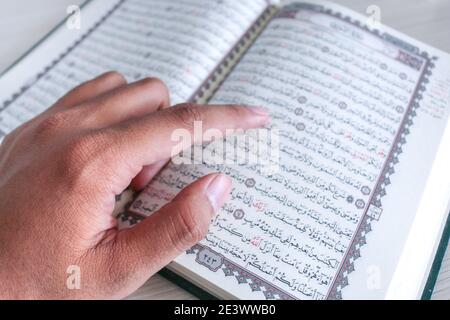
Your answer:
[0,0,449,300]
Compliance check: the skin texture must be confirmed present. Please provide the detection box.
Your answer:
[0,72,269,299]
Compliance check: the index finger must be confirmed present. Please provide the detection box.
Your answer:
[103,103,269,171]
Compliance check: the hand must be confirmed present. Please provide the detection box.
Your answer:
[0,72,269,299]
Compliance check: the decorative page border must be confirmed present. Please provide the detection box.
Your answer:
[187,244,297,300]
[120,2,437,300]
[118,212,297,299]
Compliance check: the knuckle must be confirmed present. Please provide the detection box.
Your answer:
[1,130,18,145]
[1,133,12,144]
[66,134,96,154]
[170,103,204,130]
[3,121,34,146]
[34,112,68,137]
[59,133,102,174]
[61,136,93,169]
[36,113,67,133]
[58,130,117,190]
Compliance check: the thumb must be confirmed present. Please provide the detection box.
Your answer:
[110,173,231,290]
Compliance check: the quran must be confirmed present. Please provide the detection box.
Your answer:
[1,0,449,300]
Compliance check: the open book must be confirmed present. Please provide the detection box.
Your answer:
[1,0,450,300]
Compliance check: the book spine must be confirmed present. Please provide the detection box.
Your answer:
[188,5,279,104]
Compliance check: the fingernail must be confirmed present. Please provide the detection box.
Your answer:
[206,174,232,213]
[248,106,270,117]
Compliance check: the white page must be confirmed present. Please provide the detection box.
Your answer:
[0,0,269,139]
[125,1,450,299]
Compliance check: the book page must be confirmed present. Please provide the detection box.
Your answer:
[0,0,269,139]
[124,1,450,299]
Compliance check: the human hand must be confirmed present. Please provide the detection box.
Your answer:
[0,72,269,299]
